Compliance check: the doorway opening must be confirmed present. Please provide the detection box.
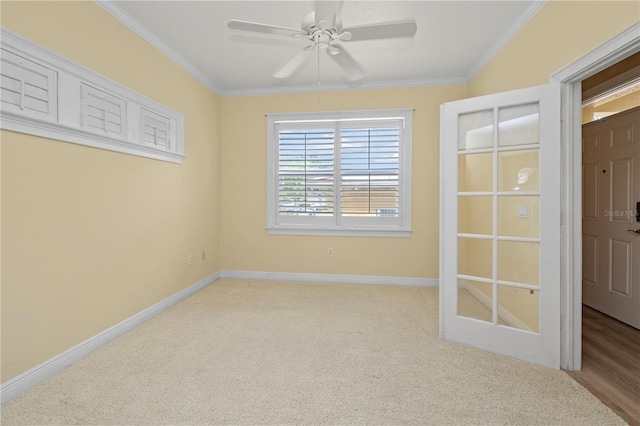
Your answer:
[580,52,640,328]
[570,45,639,426]
[549,21,639,372]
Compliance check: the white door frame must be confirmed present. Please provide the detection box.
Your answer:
[550,22,640,370]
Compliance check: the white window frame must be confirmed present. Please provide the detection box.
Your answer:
[0,28,184,164]
[267,109,412,237]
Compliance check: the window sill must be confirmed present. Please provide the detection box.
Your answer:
[266,226,412,237]
[1,111,185,164]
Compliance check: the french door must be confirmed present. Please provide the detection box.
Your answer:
[440,84,561,369]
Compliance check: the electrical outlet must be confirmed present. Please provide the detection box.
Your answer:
[188,255,193,266]
[328,248,334,256]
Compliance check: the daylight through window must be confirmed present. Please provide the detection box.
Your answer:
[267,109,412,236]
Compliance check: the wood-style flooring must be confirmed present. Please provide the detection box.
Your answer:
[567,306,640,425]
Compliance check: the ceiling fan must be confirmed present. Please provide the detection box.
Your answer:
[227,1,417,82]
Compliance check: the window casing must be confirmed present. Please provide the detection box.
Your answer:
[0,28,184,164]
[267,109,412,237]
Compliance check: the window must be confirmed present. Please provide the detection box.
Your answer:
[267,109,412,236]
[0,28,184,164]
[80,83,127,139]
[141,107,172,150]
[0,48,57,122]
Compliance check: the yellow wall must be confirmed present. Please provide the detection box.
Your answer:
[220,86,467,278]
[469,0,640,97]
[1,1,221,381]
[1,0,638,384]
[466,0,638,331]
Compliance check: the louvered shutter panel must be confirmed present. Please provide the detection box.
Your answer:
[141,108,171,150]
[80,83,126,139]
[340,124,400,217]
[0,48,56,121]
[278,127,335,216]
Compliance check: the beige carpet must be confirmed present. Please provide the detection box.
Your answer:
[1,279,624,425]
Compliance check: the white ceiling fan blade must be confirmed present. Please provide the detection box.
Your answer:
[341,20,417,41]
[328,45,365,81]
[273,45,315,79]
[228,20,306,38]
[314,0,341,28]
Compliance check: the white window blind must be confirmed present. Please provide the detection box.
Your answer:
[278,127,335,217]
[0,28,184,164]
[340,123,400,219]
[267,109,412,237]
[141,107,171,150]
[0,48,57,122]
[81,83,126,139]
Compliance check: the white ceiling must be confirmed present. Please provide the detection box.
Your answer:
[102,1,544,96]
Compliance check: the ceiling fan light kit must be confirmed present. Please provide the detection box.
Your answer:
[228,1,417,83]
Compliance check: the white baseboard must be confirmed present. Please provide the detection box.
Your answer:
[1,270,434,403]
[0,271,220,404]
[460,280,532,331]
[220,270,438,287]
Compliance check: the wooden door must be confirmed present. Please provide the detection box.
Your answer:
[582,106,640,329]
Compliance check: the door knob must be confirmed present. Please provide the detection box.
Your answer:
[628,229,640,234]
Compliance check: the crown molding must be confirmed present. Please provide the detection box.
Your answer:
[94,0,220,94]
[465,0,547,81]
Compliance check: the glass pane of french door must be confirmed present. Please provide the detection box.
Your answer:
[457,103,541,332]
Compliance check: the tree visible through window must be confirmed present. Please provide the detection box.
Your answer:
[267,109,412,236]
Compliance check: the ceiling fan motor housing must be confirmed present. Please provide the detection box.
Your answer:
[228,1,417,81]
